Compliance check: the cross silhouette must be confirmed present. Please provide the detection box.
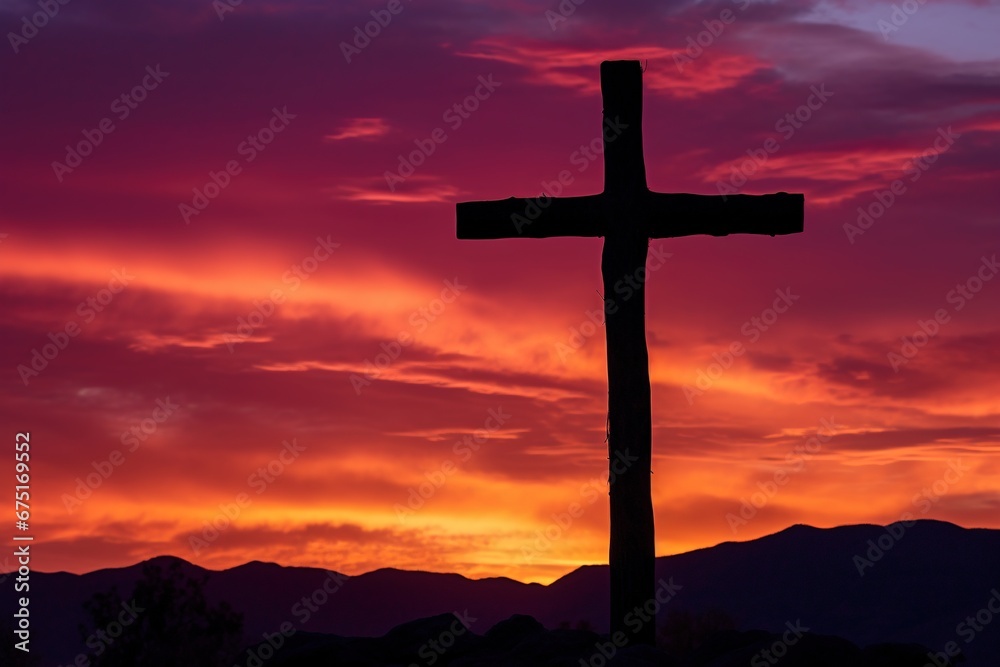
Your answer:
[456,60,804,644]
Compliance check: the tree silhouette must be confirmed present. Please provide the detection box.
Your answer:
[80,560,244,667]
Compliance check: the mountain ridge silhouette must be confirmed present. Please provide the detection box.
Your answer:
[7,520,998,665]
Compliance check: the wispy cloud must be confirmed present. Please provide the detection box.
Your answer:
[325,118,391,141]
[332,178,460,204]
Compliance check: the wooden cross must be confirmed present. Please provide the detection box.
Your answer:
[456,60,803,645]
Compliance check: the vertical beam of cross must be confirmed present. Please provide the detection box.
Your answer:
[599,61,656,646]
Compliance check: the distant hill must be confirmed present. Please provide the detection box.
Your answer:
[4,520,997,666]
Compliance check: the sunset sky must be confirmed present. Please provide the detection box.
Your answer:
[2,0,999,584]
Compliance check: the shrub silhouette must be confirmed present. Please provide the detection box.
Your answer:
[80,560,244,667]
[658,608,736,655]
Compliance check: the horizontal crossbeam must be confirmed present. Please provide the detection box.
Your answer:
[456,191,803,240]
[646,192,804,238]
[456,195,604,239]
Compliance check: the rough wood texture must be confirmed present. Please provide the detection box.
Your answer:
[455,59,805,647]
[601,60,656,646]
